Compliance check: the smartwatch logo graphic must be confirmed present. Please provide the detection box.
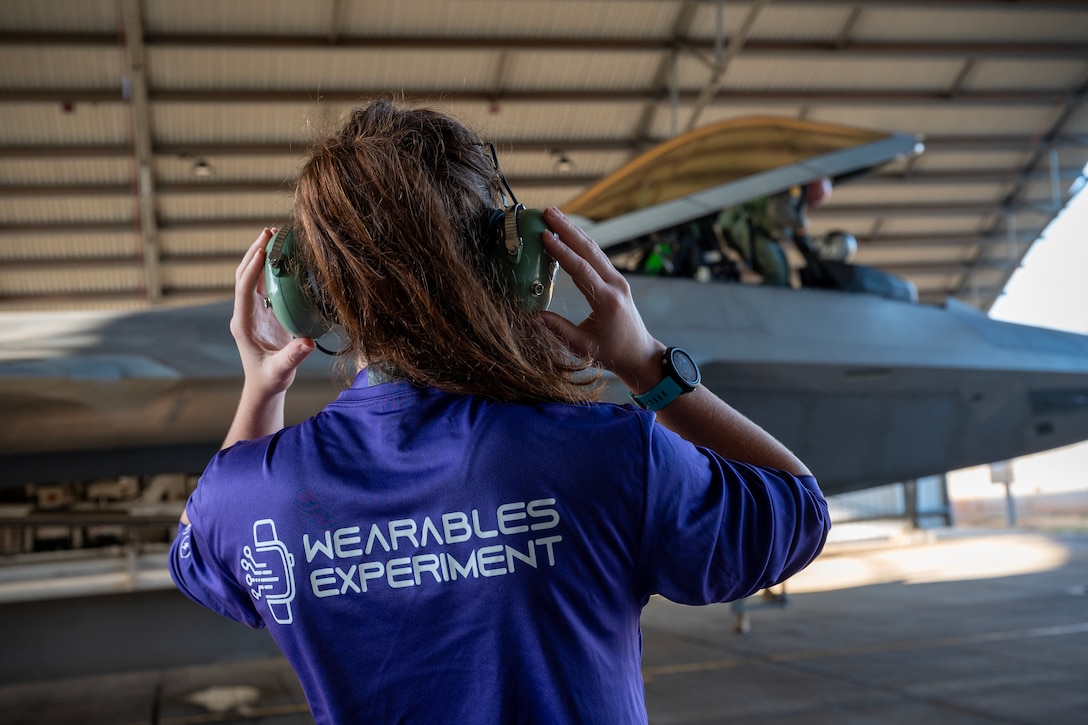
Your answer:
[241,519,297,625]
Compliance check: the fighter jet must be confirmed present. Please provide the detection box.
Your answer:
[3,117,1087,499]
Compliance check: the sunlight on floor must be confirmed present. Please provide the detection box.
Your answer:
[789,532,1071,594]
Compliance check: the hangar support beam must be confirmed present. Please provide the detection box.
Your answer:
[120,0,161,307]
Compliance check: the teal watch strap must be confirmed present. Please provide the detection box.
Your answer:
[630,376,685,411]
[629,346,700,412]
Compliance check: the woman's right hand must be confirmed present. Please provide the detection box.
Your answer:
[230,229,315,398]
[218,229,316,450]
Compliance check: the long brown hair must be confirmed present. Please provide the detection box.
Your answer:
[293,100,599,404]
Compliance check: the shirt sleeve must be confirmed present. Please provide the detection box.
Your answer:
[168,455,266,629]
[633,418,830,605]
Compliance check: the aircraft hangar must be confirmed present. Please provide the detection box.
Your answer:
[1,1,1088,723]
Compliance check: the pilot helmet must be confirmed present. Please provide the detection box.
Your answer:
[816,230,857,263]
[805,177,833,208]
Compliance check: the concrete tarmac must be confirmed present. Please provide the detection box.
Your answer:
[1,528,1085,724]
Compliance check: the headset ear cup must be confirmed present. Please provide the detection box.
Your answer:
[516,208,559,312]
[264,227,333,339]
[490,206,558,312]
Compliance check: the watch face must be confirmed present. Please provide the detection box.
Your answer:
[669,348,701,387]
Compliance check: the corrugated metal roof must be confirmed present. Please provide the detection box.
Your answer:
[811,106,1059,136]
[160,261,235,290]
[966,60,1088,92]
[721,57,965,91]
[157,192,292,223]
[912,150,1028,171]
[0,196,133,224]
[153,155,303,184]
[832,183,1000,206]
[159,228,273,256]
[465,102,651,140]
[2,0,118,33]
[505,51,664,92]
[0,157,131,185]
[0,103,130,145]
[145,0,333,36]
[148,48,500,90]
[0,265,143,295]
[1,231,139,260]
[0,0,1085,311]
[852,7,1088,42]
[744,6,859,41]
[336,0,680,38]
[0,47,122,89]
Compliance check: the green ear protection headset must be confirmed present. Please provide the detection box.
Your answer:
[264,226,331,343]
[264,145,558,353]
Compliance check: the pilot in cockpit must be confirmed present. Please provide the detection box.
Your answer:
[715,176,832,287]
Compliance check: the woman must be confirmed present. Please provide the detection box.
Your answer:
[170,100,829,724]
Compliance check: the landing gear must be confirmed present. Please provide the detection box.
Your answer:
[730,583,789,634]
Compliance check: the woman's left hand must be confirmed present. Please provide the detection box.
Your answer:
[537,208,665,395]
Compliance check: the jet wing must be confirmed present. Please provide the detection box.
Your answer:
[0,304,340,485]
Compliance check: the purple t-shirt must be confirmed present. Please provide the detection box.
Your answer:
[170,374,828,723]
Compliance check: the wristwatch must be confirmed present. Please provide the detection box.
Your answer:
[630,347,701,411]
